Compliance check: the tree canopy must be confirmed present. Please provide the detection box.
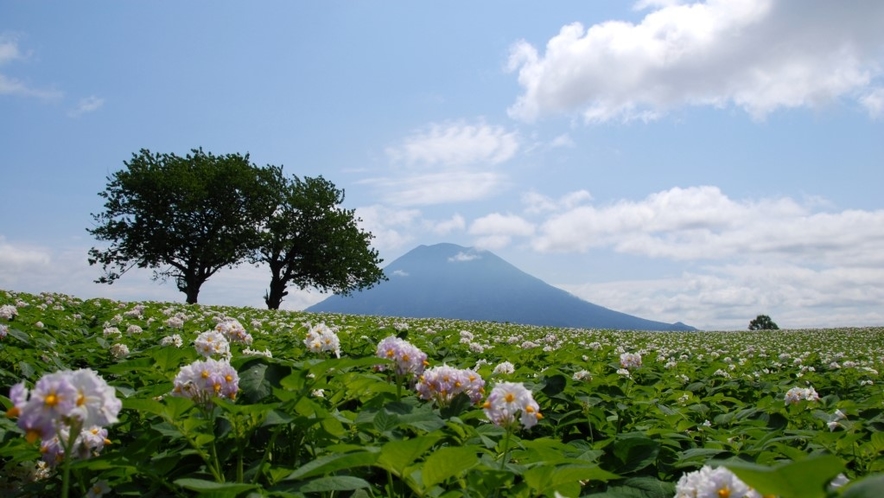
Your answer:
[88,148,385,307]
[749,314,779,330]
[256,173,386,309]
[87,148,278,304]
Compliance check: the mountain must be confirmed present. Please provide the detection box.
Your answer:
[307,243,696,331]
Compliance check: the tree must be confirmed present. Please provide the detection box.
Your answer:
[749,314,779,330]
[256,173,386,310]
[87,148,278,304]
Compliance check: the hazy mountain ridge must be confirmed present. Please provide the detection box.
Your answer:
[307,243,696,331]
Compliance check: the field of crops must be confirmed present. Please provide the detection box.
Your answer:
[1,289,883,497]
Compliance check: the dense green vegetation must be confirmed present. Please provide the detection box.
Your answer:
[1,289,883,497]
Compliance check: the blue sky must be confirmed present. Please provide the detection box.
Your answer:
[2,1,882,330]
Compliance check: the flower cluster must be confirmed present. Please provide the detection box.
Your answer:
[171,358,239,405]
[304,323,341,358]
[784,386,820,405]
[415,365,485,406]
[160,334,183,348]
[492,361,515,375]
[7,369,121,466]
[194,330,231,358]
[0,304,18,320]
[215,319,253,345]
[620,352,642,370]
[675,465,758,498]
[376,336,427,377]
[482,381,542,430]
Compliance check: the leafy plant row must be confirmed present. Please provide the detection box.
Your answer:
[1,289,883,497]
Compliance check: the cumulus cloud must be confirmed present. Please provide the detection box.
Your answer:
[0,237,51,271]
[468,213,535,250]
[530,186,884,268]
[364,119,520,206]
[68,95,105,117]
[362,171,504,206]
[861,88,884,119]
[391,269,409,277]
[549,133,575,148]
[448,251,481,262]
[561,263,884,330]
[507,0,884,123]
[522,190,593,214]
[429,214,466,235]
[0,35,62,99]
[386,119,519,167]
[355,204,422,251]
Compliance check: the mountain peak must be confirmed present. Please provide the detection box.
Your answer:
[308,243,695,331]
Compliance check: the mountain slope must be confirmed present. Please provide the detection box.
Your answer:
[307,243,695,331]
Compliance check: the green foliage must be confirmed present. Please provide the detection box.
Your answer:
[88,148,385,308]
[2,289,884,497]
[87,148,278,303]
[257,173,386,309]
[749,314,780,330]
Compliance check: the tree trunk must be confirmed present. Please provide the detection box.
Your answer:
[185,287,200,304]
[264,267,288,310]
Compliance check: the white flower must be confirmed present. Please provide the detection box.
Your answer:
[305,323,340,358]
[619,352,642,370]
[194,330,230,358]
[676,466,752,498]
[0,304,18,320]
[492,361,515,375]
[483,381,542,430]
[110,343,129,359]
[572,370,592,381]
[160,334,183,348]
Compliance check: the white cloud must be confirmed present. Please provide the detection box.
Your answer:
[355,204,421,251]
[429,214,466,235]
[386,119,519,167]
[391,269,409,277]
[507,0,884,123]
[362,171,504,206]
[531,186,884,268]
[549,133,575,148]
[861,88,884,119]
[468,213,535,250]
[0,237,51,270]
[0,36,24,64]
[448,251,481,262]
[560,263,884,330]
[0,36,63,99]
[522,190,593,214]
[68,95,105,117]
[365,119,521,206]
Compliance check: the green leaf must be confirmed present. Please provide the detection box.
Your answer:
[286,451,378,481]
[722,455,845,498]
[173,478,258,496]
[842,474,884,498]
[611,436,660,473]
[421,446,478,490]
[525,464,619,495]
[377,435,442,476]
[8,328,31,345]
[297,475,373,493]
[238,360,292,403]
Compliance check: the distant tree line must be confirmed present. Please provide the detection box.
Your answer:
[87,148,386,308]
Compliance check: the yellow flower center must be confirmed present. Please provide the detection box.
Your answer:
[44,392,58,408]
[505,393,515,403]
[718,488,730,498]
